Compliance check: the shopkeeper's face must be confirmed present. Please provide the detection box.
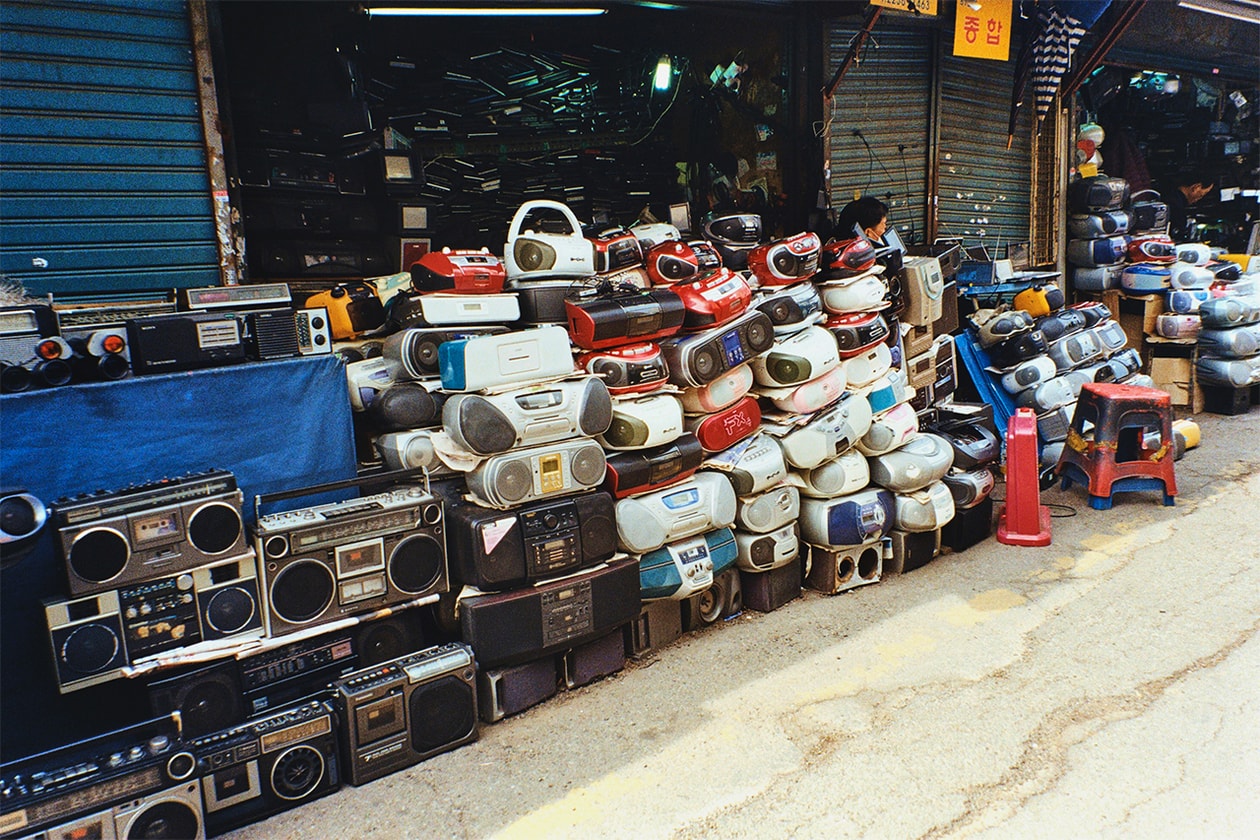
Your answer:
[866,217,888,241]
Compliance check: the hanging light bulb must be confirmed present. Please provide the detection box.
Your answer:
[654,55,672,91]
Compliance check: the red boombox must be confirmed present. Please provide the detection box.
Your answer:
[748,232,822,286]
[410,247,506,294]
[672,266,752,330]
[820,237,877,281]
[824,311,890,358]
[602,433,705,499]
[576,341,670,395]
[588,226,645,275]
[684,395,761,453]
[645,240,702,286]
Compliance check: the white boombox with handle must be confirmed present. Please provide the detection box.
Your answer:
[505,200,597,280]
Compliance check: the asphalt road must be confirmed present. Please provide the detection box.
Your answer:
[227,404,1260,840]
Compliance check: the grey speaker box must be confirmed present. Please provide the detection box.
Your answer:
[739,555,802,612]
[562,629,626,689]
[477,656,559,723]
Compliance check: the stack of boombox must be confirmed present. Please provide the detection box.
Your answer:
[20,464,485,838]
[0,284,335,396]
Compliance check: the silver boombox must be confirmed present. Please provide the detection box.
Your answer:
[614,472,737,555]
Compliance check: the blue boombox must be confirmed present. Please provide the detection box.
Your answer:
[638,526,737,601]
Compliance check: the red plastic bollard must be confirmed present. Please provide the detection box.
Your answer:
[997,407,1052,546]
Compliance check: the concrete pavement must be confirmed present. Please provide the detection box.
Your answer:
[226,405,1260,840]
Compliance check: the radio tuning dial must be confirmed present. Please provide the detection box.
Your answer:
[543,513,559,530]
[148,735,170,754]
[176,573,194,590]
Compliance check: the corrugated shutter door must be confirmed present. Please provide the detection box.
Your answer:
[0,0,220,298]
[826,22,933,245]
[936,29,1034,251]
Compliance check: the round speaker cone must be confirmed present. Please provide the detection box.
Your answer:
[35,359,72,387]
[697,581,724,624]
[389,534,444,594]
[493,460,532,504]
[457,398,515,454]
[0,494,41,541]
[177,676,242,736]
[570,444,606,487]
[359,620,409,666]
[514,239,555,272]
[691,346,720,383]
[606,416,644,448]
[771,357,803,385]
[580,511,616,559]
[270,560,335,624]
[767,300,792,324]
[61,623,119,673]
[204,586,256,635]
[591,358,624,386]
[125,799,201,839]
[271,745,325,801]
[187,502,243,555]
[98,353,131,381]
[579,379,614,436]
[751,538,773,568]
[771,250,798,275]
[0,364,32,393]
[69,527,129,584]
[409,676,475,753]
[745,318,773,352]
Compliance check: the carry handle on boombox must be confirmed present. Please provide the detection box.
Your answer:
[253,466,432,522]
[507,199,582,240]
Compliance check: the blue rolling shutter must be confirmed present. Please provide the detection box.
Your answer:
[0,0,220,298]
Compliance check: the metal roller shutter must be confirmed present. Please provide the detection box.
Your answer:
[0,0,220,298]
[826,21,934,245]
[936,27,1034,253]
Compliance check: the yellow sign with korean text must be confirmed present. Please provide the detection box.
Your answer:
[953,0,1012,61]
[871,0,939,16]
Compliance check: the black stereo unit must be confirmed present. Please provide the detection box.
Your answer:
[252,239,389,279]
[459,556,641,669]
[192,699,340,836]
[602,433,705,499]
[126,311,247,374]
[0,715,199,840]
[333,642,478,786]
[440,489,616,591]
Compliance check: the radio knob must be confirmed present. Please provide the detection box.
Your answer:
[126,606,138,619]
[543,513,559,530]
[148,735,170,755]
[140,603,152,615]
[108,753,124,768]
[176,574,193,591]
[686,567,696,578]
[128,746,144,761]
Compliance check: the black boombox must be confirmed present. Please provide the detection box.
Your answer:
[459,556,641,669]
[755,282,823,335]
[565,287,686,351]
[602,433,705,499]
[658,309,775,388]
[126,311,247,374]
[439,488,616,591]
[53,469,248,598]
[252,473,448,639]
[147,609,430,737]
[1067,174,1130,214]
[577,341,670,395]
[192,699,340,836]
[333,642,478,786]
[44,551,263,694]
[0,714,201,840]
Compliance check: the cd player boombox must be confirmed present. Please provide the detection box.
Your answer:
[438,326,575,393]
[772,390,874,470]
[410,248,506,294]
[747,232,822,287]
[602,433,705,498]
[577,342,670,395]
[750,325,841,387]
[638,526,736,601]
[466,437,607,509]
[504,199,596,280]
[685,395,761,453]
[381,325,508,380]
[679,363,754,413]
[614,472,737,555]
[565,286,686,350]
[735,483,800,534]
[755,282,824,336]
[644,240,701,285]
[658,309,775,388]
[705,432,787,496]
[442,375,613,456]
[670,266,753,330]
[599,392,685,451]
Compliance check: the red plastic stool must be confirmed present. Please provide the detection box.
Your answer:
[1056,382,1177,510]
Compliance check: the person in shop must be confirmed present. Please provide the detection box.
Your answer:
[834,196,889,245]
[1160,167,1215,242]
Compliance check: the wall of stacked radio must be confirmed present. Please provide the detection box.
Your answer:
[2,199,1009,840]
[1065,171,1260,402]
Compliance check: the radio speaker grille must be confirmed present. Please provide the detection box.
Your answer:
[570,444,606,487]
[388,534,444,594]
[270,561,335,624]
[188,502,244,554]
[408,675,476,755]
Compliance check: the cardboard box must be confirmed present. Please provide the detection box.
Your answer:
[1117,294,1163,350]
[1146,336,1202,412]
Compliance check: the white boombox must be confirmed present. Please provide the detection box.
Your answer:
[374,429,456,476]
[734,522,799,572]
[466,437,607,509]
[599,391,685,450]
[443,375,613,456]
[867,432,953,493]
[1088,320,1128,355]
[705,433,788,496]
[774,391,874,470]
[1170,263,1214,290]
[996,355,1058,394]
[1166,288,1213,315]
[757,366,847,415]
[658,309,775,388]
[841,340,893,389]
[1047,329,1103,373]
[862,369,913,415]
[412,293,521,326]
[628,221,682,251]
[755,282,824,336]
[900,255,944,326]
[679,363,754,413]
[1199,295,1260,328]
[819,268,888,314]
[856,401,918,457]
[799,488,895,548]
[614,472,737,555]
[942,467,996,509]
[750,325,841,387]
[1175,243,1212,265]
[797,448,870,499]
[1014,375,1077,413]
[892,481,956,532]
[438,326,575,393]
[735,484,800,534]
[504,199,596,280]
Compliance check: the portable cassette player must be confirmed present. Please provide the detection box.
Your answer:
[53,469,247,598]
[734,522,799,573]
[704,432,787,496]
[465,437,607,509]
[599,392,684,451]
[565,286,686,350]
[638,526,736,601]
[747,231,822,286]
[602,433,705,498]
[443,375,613,456]
[735,484,800,534]
[252,482,448,639]
[755,282,823,336]
[750,324,841,387]
[614,472,737,555]
[671,266,752,330]
[440,489,616,591]
[578,342,669,395]
[410,247,506,294]
[304,281,385,340]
